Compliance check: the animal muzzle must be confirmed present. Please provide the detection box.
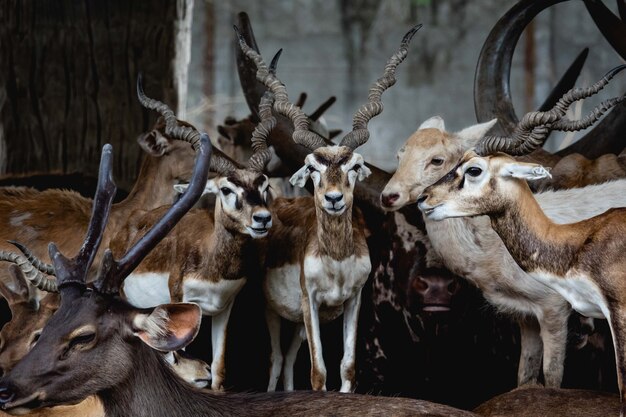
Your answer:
[411,274,460,313]
[248,210,272,237]
[323,191,345,214]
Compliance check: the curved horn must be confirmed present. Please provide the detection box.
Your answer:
[136,75,237,175]
[247,51,280,172]
[235,27,327,150]
[476,65,626,155]
[0,249,57,293]
[339,24,421,150]
[9,240,55,275]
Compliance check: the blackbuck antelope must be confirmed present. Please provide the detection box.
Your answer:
[0,143,478,417]
[380,67,626,388]
[110,82,273,391]
[0,77,238,299]
[418,151,626,414]
[237,24,418,392]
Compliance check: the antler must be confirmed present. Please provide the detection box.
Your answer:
[247,51,280,172]
[94,133,212,294]
[137,75,237,175]
[339,24,421,150]
[0,248,57,293]
[49,144,116,290]
[476,65,626,155]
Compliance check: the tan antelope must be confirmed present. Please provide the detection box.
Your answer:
[418,150,626,415]
[379,68,626,388]
[0,77,236,299]
[0,141,478,417]
[237,25,418,392]
[109,81,274,391]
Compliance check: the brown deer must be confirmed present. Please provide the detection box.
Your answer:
[418,151,626,415]
[237,25,418,392]
[0,140,478,417]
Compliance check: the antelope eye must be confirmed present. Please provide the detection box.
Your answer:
[31,331,42,345]
[352,164,362,171]
[220,187,232,196]
[307,165,317,173]
[431,157,444,166]
[466,167,483,177]
[68,332,96,349]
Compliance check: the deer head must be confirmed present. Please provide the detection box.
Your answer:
[0,99,213,413]
[236,24,420,216]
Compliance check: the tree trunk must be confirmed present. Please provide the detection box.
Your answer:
[0,0,193,189]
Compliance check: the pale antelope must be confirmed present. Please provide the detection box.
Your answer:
[109,81,274,391]
[237,25,418,392]
[418,151,626,414]
[380,68,626,388]
[0,142,478,417]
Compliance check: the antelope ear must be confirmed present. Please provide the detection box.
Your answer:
[290,165,311,188]
[174,179,218,196]
[0,265,31,306]
[137,129,173,157]
[133,303,201,352]
[418,116,445,132]
[357,164,372,181]
[499,162,552,181]
[456,119,498,148]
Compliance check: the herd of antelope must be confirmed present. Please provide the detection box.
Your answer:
[0,5,626,417]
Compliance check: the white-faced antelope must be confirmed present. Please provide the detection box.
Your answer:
[380,68,626,388]
[418,150,626,414]
[0,142,478,417]
[110,84,273,391]
[237,24,418,392]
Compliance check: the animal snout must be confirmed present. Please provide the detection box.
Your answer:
[381,192,400,207]
[253,212,272,226]
[416,194,428,205]
[324,192,343,204]
[411,274,460,312]
[0,383,15,407]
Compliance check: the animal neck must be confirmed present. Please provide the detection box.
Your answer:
[488,185,582,276]
[315,204,354,259]
[99,342,235,417]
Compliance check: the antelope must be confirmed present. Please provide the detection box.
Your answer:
[418,150,626,415]
[0,141,478,417]
[379,68,626,388]
[0,78,235,299]
[107,80,274,391]
[237,25,418,392]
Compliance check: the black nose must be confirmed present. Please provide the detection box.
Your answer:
[0,383,15,406]
[417,195,427,204]
[253,213,272,225]
[325,193,343,204]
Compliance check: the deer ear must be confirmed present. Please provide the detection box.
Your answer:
[290,165,311,188]
[0,265,31,306]
[137,129,173,157]
[133,303,201,352]
[456,119,498,147]
[418,116,445,132]
[174,179,218,196]
[499,162,552,181]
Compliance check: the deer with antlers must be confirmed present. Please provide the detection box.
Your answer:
[417,149,626,415]
[380,67,626,388]
[93,81,274,391]
[236,25,419,392]
[0,136,479,417]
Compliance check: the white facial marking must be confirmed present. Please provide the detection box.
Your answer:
[341,152,370,184]
[290,154,325,188]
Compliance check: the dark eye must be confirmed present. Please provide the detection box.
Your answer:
[431,158,444,166]
[31,331,41,345]
[352,164,362,171]
[220,187,232,196]
[307,166,317,173]
[68,332,96,349]
[466,167,483,177]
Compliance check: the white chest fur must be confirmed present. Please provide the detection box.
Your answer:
[183,277,246,316]
[529,270,609,319]
[304,254,371,307]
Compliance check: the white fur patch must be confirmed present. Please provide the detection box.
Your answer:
[182,278,246,316]
[123,273,171,308]
[264,264,304,322]
[304,255,371,307]
[133,307,169,339]
[418,116,445,131]
[9,212,32,227]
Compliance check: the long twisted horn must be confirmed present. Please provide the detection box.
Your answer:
[476,65,626,155]
[247,51,280,172]
[339,24,421,150]
[136,75,237,175]
[9,241,55,275]
[235,27,327,150]
[0,249,57,293]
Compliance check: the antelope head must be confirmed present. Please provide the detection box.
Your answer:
[0,106,213,413]
[381,64,626,212]
[236,24,420,217]
[417,151,550,221]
